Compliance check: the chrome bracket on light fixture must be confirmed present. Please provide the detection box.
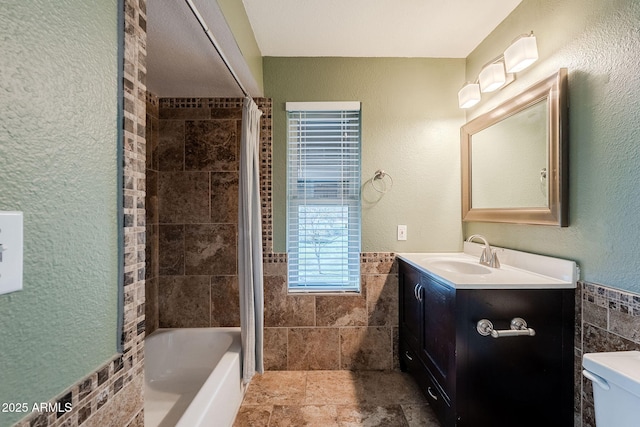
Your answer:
[478,58,515,93]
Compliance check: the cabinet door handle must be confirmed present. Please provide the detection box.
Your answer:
[414,283,421,301]
[427,386,438,401]
[404,351,413,361]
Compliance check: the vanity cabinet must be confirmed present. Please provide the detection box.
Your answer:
[399,260,575,427]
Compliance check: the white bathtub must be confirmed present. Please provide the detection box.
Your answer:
[144,328,244,427]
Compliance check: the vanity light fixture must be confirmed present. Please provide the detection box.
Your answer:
[504,32,538,73]
[458,82,481,109]
[458,31,539,109]
[479,62,507,93]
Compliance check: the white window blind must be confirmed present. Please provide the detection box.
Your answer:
[286,102,361,292]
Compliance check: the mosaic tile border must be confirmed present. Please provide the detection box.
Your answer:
[264,252,288,264]
[583,282,640,316]
[159,97,247,109]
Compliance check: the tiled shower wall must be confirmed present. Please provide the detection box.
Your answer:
[147,97,400,370]
[148,98,257,329]
[145,93,159,335]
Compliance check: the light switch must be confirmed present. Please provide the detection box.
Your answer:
[397,225,407,241]
[0,211,23,295]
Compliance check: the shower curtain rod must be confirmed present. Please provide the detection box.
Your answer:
[185,0,250,98]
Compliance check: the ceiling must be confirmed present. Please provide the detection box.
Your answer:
[242,0,522,58]
[146,0,522,97]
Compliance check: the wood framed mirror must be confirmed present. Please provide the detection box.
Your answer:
[461,68,568,226]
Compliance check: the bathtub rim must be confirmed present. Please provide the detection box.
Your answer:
[144,326,244,427]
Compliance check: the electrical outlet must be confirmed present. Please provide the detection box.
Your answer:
[397,225,407,241]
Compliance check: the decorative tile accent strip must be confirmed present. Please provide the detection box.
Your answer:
[159,97,248,109]
[159,98,206,109]
[583,282,640,316]
[264,252,288,264]
[361,252,396,264]
[146,93,158,107]
[256,98,273,254]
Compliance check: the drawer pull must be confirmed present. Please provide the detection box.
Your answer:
[427,386,438,401]
[404,351,413,361]
[476,318,536,338]
[414,283,423,302]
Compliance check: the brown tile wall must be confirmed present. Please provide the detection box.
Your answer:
[152,98,274,328]
[145,92,159,335]
[15,0,147,425]
[263,253,399,371]
[576,281,640,427]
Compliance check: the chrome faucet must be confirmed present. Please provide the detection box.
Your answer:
[466,234,500,268]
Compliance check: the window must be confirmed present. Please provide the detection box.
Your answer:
[286,102,361,292]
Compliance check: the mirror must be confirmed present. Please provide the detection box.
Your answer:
[461,68,568,226]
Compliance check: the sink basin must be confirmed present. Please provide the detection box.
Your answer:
[425,259,491,275]
[397,247,578,290]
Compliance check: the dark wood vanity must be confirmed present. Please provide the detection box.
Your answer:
[398,259,575,427]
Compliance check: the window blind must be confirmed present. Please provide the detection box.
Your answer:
[286,102,361,292]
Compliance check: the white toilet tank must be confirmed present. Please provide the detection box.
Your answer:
[582,351,640,427]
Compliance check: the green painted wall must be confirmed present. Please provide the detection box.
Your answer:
[464,0,640,293]
[0,1,119,424]
[218,0,264,94]
[264,57,466,253]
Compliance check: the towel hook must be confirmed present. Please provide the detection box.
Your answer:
[372,169,393,194]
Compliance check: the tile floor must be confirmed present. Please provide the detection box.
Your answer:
[233,370,441,426]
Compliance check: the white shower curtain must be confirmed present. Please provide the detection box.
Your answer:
[238,97,264,383]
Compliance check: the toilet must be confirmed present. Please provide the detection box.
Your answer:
[582,351,640,427]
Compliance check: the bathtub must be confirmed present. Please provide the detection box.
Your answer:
[144,328,244,427]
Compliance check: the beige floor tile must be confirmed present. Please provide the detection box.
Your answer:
[336,405,409,427]
[232,405,273,427]
[236,370,434,426]
[269,405,339,427]
[305,370,361,405]
[242,371,307,405]
[401,404,441,427]
[355,371,428,405]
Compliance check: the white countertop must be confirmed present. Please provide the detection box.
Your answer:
[397,243,578,290]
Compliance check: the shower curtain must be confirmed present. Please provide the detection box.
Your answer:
[238,97,264,383]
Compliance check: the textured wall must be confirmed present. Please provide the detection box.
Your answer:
[264,57,466,253]
[0,1,119,424]
[3,0,147,425]
[463,0,640,293]
[217,0,264,94]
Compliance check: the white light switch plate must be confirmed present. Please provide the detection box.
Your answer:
[0,211,24,295]
[397,225,407,241]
